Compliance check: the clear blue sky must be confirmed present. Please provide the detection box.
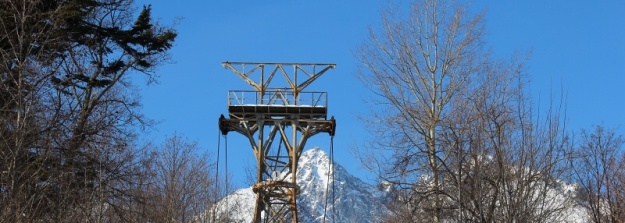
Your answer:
[134,0,625,187]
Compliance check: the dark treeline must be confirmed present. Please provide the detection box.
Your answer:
[0,0,226,222]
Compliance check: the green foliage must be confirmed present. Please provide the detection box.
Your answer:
[49,1,177,89]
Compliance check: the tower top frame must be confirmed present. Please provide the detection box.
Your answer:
[221,62,336,96]
[222,62,336,120]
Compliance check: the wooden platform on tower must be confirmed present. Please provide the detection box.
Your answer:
[227,90,329,119]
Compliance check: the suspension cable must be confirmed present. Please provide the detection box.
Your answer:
[322,136,335,223]
[213,131,221,222]
[224,134,230,223]
[225,134,229,196]
[331,136,335,222]
[213,132,230,222]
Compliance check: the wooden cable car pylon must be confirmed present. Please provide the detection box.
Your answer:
[218,62,336,223]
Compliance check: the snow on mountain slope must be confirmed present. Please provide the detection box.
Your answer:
[212,148,388,223]
[206,148,591,223]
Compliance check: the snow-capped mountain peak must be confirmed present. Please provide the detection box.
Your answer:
[210,147,388,223]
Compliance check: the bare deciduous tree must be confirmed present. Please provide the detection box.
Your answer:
[357,0,573,222]
[149,135,214,222]
[1,0,67,220]
[570,125,625,223]
[1,0,177,221]
[357,1,486,221]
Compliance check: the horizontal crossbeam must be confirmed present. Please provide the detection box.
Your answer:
[221,62,336,95]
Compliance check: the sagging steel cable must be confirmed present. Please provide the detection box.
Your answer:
[214,132,230,223]
[331,136,335,222]
[322,136,336,223]
[213,131,221,222]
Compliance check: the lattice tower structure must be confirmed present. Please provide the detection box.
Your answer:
[218,62,336,223]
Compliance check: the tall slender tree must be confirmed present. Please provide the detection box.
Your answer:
[571,126,625,222]
[1,0,71,220]
[357,0,487,221]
